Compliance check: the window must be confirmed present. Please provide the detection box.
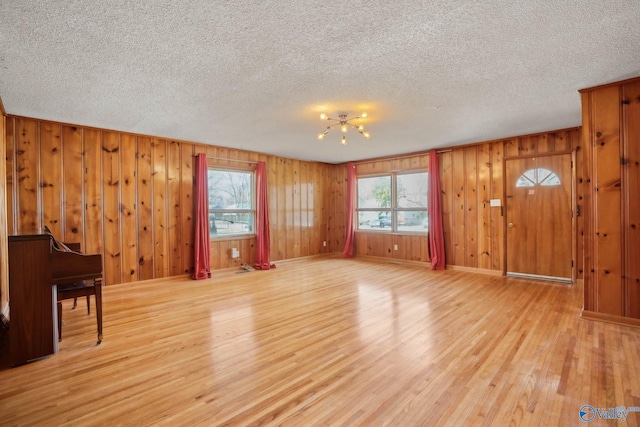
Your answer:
[207,168,255,237]
[356,172,428,233]
[515,168,561,187]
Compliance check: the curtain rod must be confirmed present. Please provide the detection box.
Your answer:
[195,155,257,165]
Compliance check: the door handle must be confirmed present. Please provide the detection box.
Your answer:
[508,222,514,228]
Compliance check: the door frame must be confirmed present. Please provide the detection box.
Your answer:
[502,150,576,283]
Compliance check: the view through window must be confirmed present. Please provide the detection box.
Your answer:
[356,172,428,233]
[208,168,255,237]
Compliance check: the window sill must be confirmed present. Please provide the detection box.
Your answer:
[355,230,428,236]
[210,234,256,242]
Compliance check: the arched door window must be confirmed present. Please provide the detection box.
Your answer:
[515,168,561,187]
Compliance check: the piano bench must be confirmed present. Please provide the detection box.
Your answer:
[57,280,103,345]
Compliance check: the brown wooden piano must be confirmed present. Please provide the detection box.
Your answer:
[8,234,103,366]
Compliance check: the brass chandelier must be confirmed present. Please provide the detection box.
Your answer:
[317,112,371,145]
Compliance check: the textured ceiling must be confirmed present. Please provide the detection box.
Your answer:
[1,1,640,164]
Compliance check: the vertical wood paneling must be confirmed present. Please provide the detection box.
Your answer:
[623,80,640,318]
[477,143,491,269]
[504,139,519,158]
[347,128,579,271]
[167,140,182,276]
[518,136,536,156]
[554,130,572,152]
[310,163,319,254]
[152,139,168,279]
[276,158,287,259]
[83,129,102,254]
[0,113,8,313]
[39,122,62,237]
[330,164,347,252]
[490,142,505,271]
[137,137,154,280]
[592,86,623,316]
[464,147,478,267]
[300,161,309,257]
[102,131,122,286]
[582,93,595,311]
[15,119,39,233]
[452,149,466,266]
[537,133,550,153]
[4,114,582,284]
[6,117,334,283]
[5,118,15,235]
[120,134,138,283]
[292,159,301,258]
[61,126,83,243]
[581,77,640,323]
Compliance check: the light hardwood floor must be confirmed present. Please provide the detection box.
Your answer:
[1,256,639,426]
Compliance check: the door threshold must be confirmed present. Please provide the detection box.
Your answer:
[506,272,572,284]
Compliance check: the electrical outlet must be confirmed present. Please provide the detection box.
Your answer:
[394,244,398,251]
[231,248,239,259]
[323,241,327,247]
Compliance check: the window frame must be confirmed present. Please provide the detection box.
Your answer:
[207,166,256,239]
[356,170,429,234]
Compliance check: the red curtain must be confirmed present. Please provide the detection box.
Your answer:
[342,162,356,258]
[193,153,212,279]
[428,150,446,270]
[255,161,275,270]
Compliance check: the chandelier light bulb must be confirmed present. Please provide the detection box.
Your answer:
[318,133,325,140]
[341,125,348,133]
[358,125,364,131]
[363,132,370,139]
[341,136,347,145]
[320,113,328,120]
[361,112,367,118]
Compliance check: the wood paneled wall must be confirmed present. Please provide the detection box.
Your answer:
[0,107,8,315]
[3,114,584,288]
[347,128,583,275]
[581,77,640,320]
[439,128,582,274]
[5,116,334,285]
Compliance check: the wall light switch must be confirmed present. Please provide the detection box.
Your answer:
[490,199,501,207]
[231,248,239,259]
[394,244,398,251]
[323,241,327,247]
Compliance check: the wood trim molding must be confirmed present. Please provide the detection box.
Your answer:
[344,127,582,167]
[445,264,503,276]
[343,254,506,276]
[354,254,431,269]
[581,309,640,329]
[579,75,640,93]
[502,149,574,161]
[0,96,5,116]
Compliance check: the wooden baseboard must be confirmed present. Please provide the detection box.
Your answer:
[445,264,503,276]
[272,253,338,265]
[581,310,640,328]
[349,255,431,269]
[339,254,505,276]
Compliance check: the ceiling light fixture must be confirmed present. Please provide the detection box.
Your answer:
[317,112,371,145]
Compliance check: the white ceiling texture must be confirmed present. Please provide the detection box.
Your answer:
[1,1,640,164]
